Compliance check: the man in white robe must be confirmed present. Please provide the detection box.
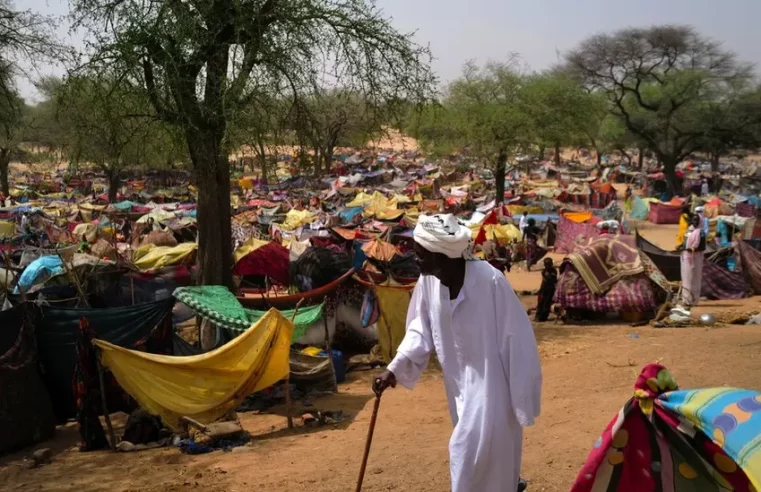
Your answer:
[375,214,542,492]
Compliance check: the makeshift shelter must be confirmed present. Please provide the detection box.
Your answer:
[232,237,290,285]
[174,286,322,343]
[554,214,601,254]
[648,201,682,224]
[0,304,56,454]
[132,242,197,272]
[736,240,761,295]
[35,299,174,421]
[554,235,670,314]
[636,233,750,299]
[96,309,294,430]
[572,363,761,491]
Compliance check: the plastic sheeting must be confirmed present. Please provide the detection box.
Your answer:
[133,243,197,272]
[35,299,174,421]
[15,256,63,293]
[95,309,294,430]
[0,304,56,453]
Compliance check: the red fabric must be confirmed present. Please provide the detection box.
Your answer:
[474,209,499,245]
[648,202,682,224]
[233,241,290,285]
[571,364,752,492]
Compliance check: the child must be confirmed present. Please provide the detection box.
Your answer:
[535,258,558,322]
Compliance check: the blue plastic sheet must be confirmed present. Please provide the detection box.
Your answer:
[15,256,63,293]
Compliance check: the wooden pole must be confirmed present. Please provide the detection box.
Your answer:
[322,295,337,392]
[285,299,304,429]
[130,276,135,305]
[96,347,117,451]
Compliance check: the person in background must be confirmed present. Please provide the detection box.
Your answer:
[701,178,710,196]
[624,186,633,215]
[675,205,692,249]
[679,214,706,309]
[374,214,541,492]
[535,258,558,322]
[519,211,529,241]
[20,212,29,234]
[694,206,709,238]
[524,218,539,271]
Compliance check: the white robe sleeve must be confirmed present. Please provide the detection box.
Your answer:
[387,280,434,389]
[494,273,542,427]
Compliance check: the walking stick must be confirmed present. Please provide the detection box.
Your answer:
[355,378,382,492]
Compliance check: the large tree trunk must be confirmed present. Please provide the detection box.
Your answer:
[662,156,681,199]
[596,148,602,167]
[0,148,10,196]
[324,146,334,174]
[637,147,644,169]
[495,149,507,203]
[710,152,721,193]
[554,142,561,167]
[107,170,120,203]
[313,146,321,177]
[188,129,233,289]
[538,145,545,161]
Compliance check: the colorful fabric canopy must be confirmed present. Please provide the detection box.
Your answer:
[572,364,761,492]
[95,309,294,430]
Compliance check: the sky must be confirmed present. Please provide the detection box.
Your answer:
[19,0,761,102]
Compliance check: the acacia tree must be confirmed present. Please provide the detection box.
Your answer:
[71,0,434,287]
[0,79,24,195]
[567,25,752,194]
[228,87,293,180]
[0,1,65,194]
[445,60,531,201]
[294,89,381,175]
[56,74,155,202]
[521,71,590,166]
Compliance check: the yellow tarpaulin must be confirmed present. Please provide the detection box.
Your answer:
[0,221,14,239]
[133,242,197,271]
[346,192,374,208]
[95,309,294,430]
[479,223,522,243]
[362,191,404,220]
[375,284,414,363]
[506,205,543,216]
[233,237,270,264]
[278,209,316,231]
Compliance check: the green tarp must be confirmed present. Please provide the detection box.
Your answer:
[173,286,323,341]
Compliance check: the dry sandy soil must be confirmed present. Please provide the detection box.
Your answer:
[2,223,761,492]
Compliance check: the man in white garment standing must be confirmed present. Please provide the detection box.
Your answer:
[519,211,529,241]
[374,214,542,492]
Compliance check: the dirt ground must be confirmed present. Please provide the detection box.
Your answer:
[3,222,761,492]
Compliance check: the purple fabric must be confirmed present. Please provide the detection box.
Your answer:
[701,260,750,300]
[554,215,601,254]
[554,268,660,312]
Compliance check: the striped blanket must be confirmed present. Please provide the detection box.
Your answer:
[572,364,761,491]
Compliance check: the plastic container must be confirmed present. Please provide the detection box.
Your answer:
[320,349,346,384]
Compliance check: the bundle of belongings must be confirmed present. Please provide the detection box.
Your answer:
[554,235,671,319]
[572,363,761,491]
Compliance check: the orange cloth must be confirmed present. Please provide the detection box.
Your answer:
[563,211,593,223]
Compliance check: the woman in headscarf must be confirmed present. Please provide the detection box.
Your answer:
[679,214,706,308]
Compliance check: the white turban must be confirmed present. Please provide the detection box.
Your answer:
[413,214,475,260]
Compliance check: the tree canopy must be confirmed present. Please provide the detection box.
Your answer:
[566,25,758,193]
[70,0,436,287]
